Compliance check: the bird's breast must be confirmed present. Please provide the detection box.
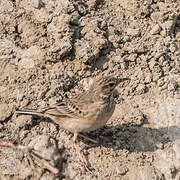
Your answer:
[81,98,116,132]
[95,99,116,127]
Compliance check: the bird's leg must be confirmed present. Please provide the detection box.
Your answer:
[73,133,92,172]
[78,133,98,144]
[73,132,78,143]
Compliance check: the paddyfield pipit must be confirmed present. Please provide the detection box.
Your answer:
[16,76,128,170]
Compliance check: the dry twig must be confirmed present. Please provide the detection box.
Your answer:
[0,140,59,174]
[31,151,59,174]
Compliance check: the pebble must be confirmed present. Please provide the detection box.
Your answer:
[0,103,12,122]
[155,142,164,150]
[150,24,161,35]
[31,0,40,9]
[116,166,128,175]
[19,58,35,69]
[28,135,59,162]
[18,46,43,69]
[127,28,140,36]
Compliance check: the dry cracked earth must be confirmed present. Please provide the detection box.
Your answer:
[0,0,180,179]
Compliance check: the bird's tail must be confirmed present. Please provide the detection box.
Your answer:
[16,110,45,117]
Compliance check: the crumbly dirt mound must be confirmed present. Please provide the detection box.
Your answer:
[0,0,180,179]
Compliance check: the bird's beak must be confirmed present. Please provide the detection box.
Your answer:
[117,77,130,84]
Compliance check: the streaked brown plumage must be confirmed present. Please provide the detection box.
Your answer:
[16,76,128,170]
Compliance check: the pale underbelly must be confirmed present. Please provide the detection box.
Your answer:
[61,117,108,133]
[62,102,115,133]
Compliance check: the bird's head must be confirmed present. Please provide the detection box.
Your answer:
[91,76,129,98]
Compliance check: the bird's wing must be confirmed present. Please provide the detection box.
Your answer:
[43,93,92,119]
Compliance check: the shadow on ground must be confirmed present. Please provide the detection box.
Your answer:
[81,124,180,153]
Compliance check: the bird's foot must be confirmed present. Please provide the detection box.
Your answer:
[73,141,93,173]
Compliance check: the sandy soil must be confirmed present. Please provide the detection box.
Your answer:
[0,0,180,179]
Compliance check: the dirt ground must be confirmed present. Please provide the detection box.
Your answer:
[0,0,180,179]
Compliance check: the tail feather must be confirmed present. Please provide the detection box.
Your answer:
[16,110,45,117]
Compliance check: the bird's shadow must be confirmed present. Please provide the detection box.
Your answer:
[80,124,180,153]
[17,115,180,176]
[21,115,180,153]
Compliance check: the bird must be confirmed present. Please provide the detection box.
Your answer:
[16,76,128,170]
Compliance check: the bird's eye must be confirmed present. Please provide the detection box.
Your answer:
[109,83,115,87]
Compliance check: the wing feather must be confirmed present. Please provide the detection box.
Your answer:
[43,101,85,119]
[41,91,93,120]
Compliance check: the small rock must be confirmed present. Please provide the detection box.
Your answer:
[31,0,41,9]
[116,166,128,175]
[18,58,35,69]
[28,135,60,164]
[127,28,140,36]
[0,103,12,122]
[150,24,161,35]
[34,8,50,23]
[155,142,164,150]
[18,46,43,69]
